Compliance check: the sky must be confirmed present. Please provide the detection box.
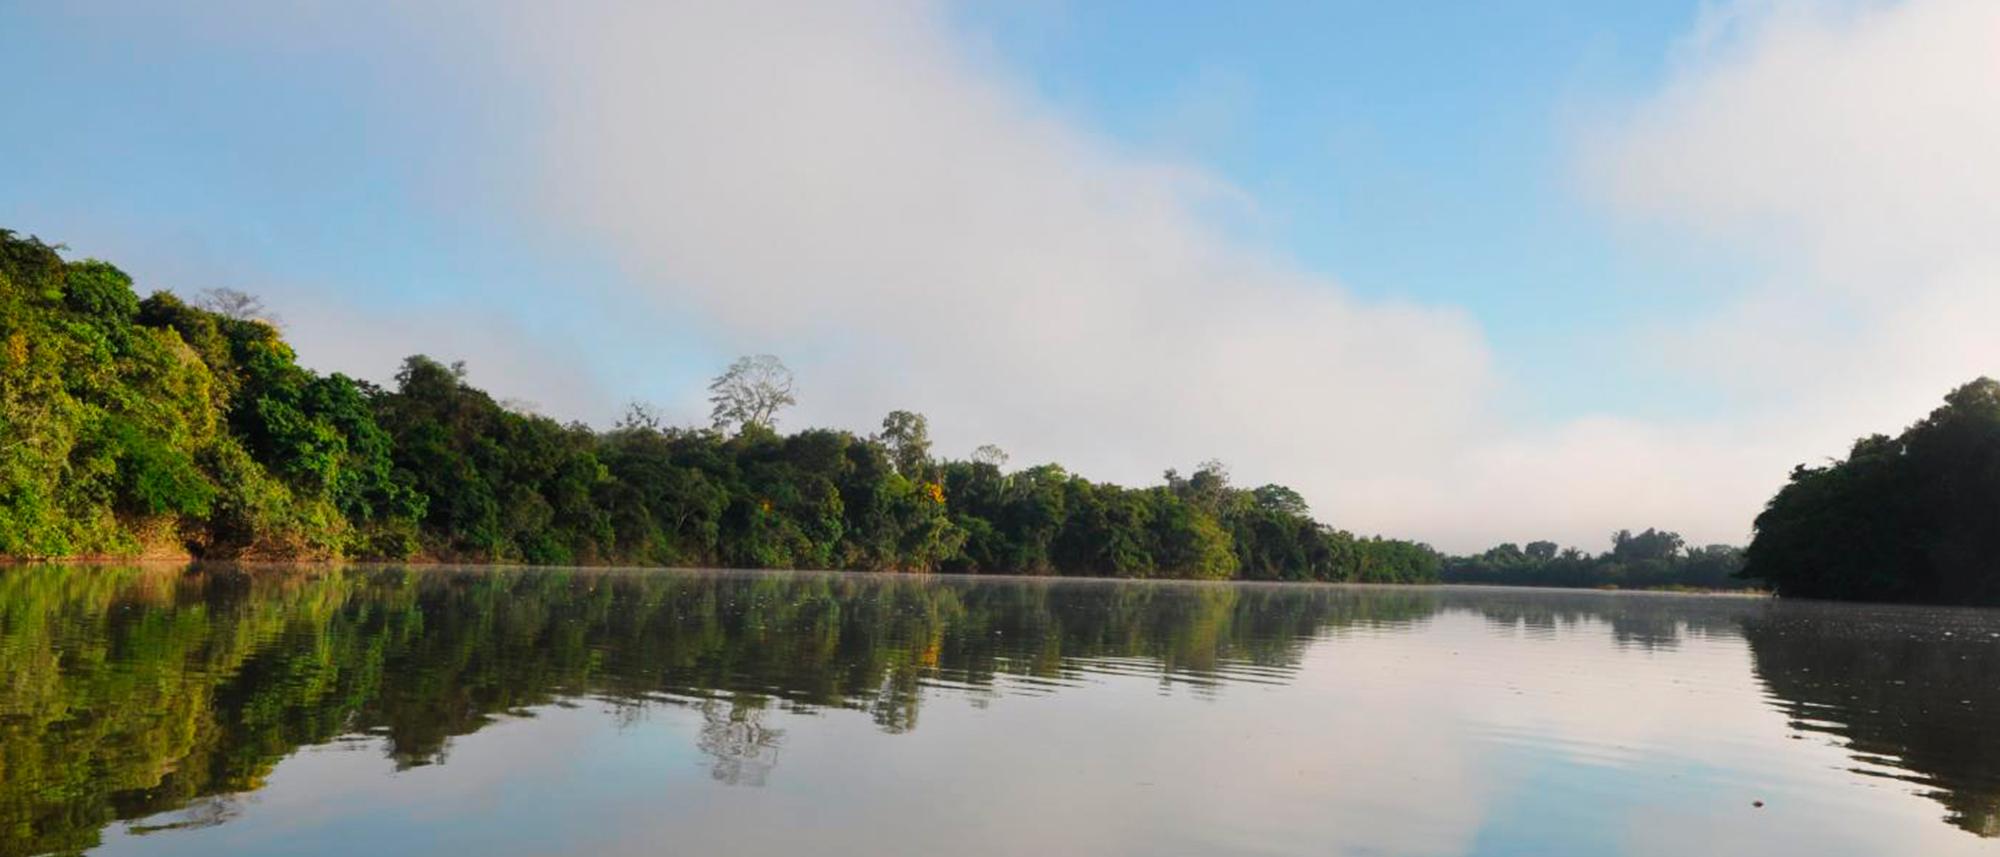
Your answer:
[4,0,1997,552]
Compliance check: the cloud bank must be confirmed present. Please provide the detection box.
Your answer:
[497,1,1495,507]
[1560,0,2000,543]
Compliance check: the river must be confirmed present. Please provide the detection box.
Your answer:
[2,565,1995,856]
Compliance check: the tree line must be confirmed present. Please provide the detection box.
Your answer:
[1743,377,2000,605]
[1453,377,2000,603]
[30,226,2000,602]
[0,230,1437,582]
[1442,529,1750,590]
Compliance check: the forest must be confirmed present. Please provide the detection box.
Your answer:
[1743,377,2000,605]
[0,230,1437,582]
[1440,529,1749,590]
[21,227,2000,601]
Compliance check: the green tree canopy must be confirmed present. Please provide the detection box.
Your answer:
[1,228,1441,582]
[1743,378,2000,604]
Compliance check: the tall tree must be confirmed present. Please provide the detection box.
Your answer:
[877,410,932,479]
[708,354,795,434]
[193,287,278,326]
[971,444,1009,468]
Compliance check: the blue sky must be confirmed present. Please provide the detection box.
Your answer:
[4,1,1995,549]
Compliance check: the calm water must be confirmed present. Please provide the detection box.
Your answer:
[3,566,1998,856]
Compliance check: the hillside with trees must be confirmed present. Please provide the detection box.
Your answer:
[0,230,1437,582]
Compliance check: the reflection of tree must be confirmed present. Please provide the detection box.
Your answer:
[1463,589,1757,651]
[36,569,2000,848]
[1745,604,2000,838]
[1456,589,2000,839]
[123,796,242,836]
[0,565,353,857]
[37,567,1955,854]
[0,565,1453,853]
[696,697,783,787]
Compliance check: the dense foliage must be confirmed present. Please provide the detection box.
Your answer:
[0,231,1437,581]
[1442,529,1749,590]
[1745,378,2000,604]
[0,231,413,559]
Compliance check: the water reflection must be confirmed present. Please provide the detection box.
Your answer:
[1463,587,1752,650]
[2,565,1998,855]
[0,565,1432,855]
[695,698,783,786]
[1743,603,2000,837]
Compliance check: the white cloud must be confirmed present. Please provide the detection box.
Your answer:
[481,1,1500,530]
[1590,0,2000,275]
[279,292,618,421]
[1585,0,2000,401]
[1549,0,2000,546]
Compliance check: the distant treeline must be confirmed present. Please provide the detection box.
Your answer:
[0,230,1437,582]
[1441,528,1750,591]
[1451,374,2000,603]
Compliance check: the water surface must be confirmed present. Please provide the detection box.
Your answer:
[3,565,1997,856]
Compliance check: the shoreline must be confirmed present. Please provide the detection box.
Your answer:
[0,557,1771,596]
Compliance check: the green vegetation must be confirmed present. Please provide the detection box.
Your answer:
[1442,529,1749,590]
[1745,378,2000,604]
[0,230,1435,582]
[1453,380,2000,603]
[39,226,2000,603]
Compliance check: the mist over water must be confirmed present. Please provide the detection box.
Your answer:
[3,565,1997,856]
